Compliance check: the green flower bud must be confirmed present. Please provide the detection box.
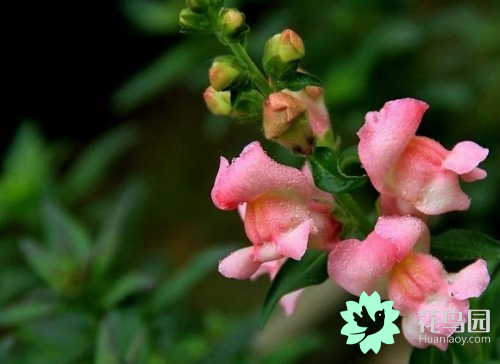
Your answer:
[218,8,249,42]
[179,8,211,33]
[263,29,305,78]
[203,87,232,115]
[230,90,264,122]
[186,0,210,13]
[209,56,247,91]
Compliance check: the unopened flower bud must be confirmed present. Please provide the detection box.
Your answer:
[218,8,248,42]
[186,0,210,12]
[204,87,232,115]
[179,8,211,33]
[209,56,247,91]
[263,29,305,77]
[263,92,313,154]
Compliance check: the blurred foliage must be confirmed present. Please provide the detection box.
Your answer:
[0,124,322,363]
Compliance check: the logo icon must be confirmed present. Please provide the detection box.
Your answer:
[340,291,400,353]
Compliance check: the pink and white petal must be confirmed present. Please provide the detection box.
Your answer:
[447,259,490,300]
[374,216,430,259]
[218,247,261,279]
[237,203,246,220]
[379,194,428,221]
[413,172,470,214]
[389,253,446,314]
[443,141,489,175]
[250,259,284,281]
[402,315,449,351]
[308,201,342,251]
[211,141,311,210]
[461,167,487,182]
[328,234,399,297]
[358,98,429,192]
[276,219,315,260]
[279,289,304,316]
[244,194,313,248]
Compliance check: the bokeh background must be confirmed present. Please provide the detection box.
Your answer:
[3,0,500,363]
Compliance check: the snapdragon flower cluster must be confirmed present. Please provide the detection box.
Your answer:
[179,0,491,352]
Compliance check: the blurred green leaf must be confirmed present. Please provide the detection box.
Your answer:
[0,268,38,305]
[307,146,367,194]
[200,314,258,364]
[261,334,323,364]
[111,41,212,115]
[96,310,149,364]
[260,251,328,328]
[60,125,136,203]
[103,272,155,309]
[0,301,54,326]
[431,230,500,261]
[42,202,92,260]
[0,336,14,362]
[96,316,121,364]
[121,0,182,35]
[19,239,59,289]
[147,246,232,313]
[17,312,95,363]
[91,182,142,281]
[0,122,51,227]
[409,346,453,364]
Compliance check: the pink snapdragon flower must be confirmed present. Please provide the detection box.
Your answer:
[213,141,340,279]
[358,98,488,216]
[328,216,490,350]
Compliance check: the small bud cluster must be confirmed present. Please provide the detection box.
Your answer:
[180,0,330,154]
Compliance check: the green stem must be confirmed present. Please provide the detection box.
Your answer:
[335,192,373,236]
[228,42,273,97]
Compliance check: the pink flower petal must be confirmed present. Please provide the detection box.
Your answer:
[218,247,261,279]
[280,289,304,316]
[443,141,489,175]
[276,219,315,260]
[461,168,487,182]
[402,315,449,351]
[447,259,490,300]
[358,98,429,193]
[211,141,311,210]
[329,216,429,297]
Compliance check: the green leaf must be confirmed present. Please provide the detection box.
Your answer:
[91,182,142,280]
[276,71,322,91]
[147,246,232,313]
[0,336,14,361]
[431,230,500,261]
[260,251,328,328]
[200,314,258,364]
[0,301,54,327]
[59,125,136,203]
[261,334,323,364]
[409,346,453,364]
[42,202,92,260]
[95,316,120,364]
[307,146,368,194]
[103,272,155,309]
[19,239,59,288]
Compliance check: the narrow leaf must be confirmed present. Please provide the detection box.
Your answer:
[0,301,54,326]
[260,251,328,328]
[148,246,232,313]
[95,317,120,364]
[431,230,500,261]
[276,71,322,91]
[60,125,136,203]
[307,147,367,194]
[91,183,142,280]
[103,273,155,309]
[42,202,92,260]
